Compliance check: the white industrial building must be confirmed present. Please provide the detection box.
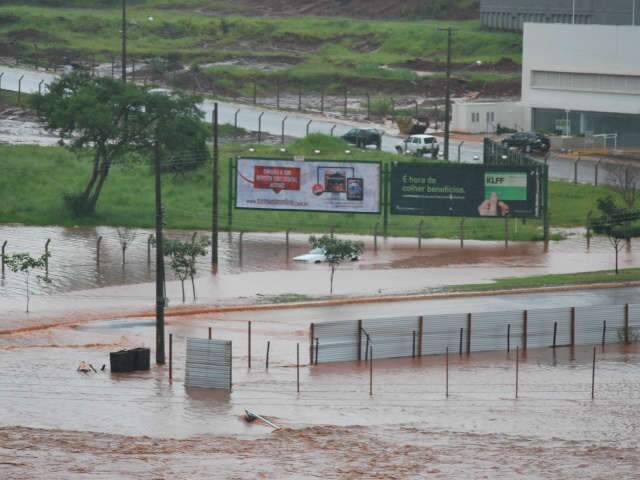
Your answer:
[452,23,640,147]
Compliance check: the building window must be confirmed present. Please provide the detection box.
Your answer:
[531,70,640,95]
[471,112,480,123]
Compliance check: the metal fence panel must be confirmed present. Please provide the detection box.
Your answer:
[472,310,524,352]
[185,338,232,389]
[314,320,359,363]
[363,316,420,360]
[575,304,625,345]
[422,313,468,355]
[526,307,572,349]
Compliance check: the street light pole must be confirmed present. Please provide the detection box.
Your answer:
[154,138,165,365]
[439,27,454,161]
[121,0,127,82]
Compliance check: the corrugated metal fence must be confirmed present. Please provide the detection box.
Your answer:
[185,338,232,389]
[310,303,640,364]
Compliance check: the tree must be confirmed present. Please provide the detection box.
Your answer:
[4,253,50,313]
[591,196,640,273]
[161,236,209,302]
[606,163,640,208]
[309,235,364,294]
[33,72,208,216]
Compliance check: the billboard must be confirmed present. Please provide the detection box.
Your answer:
[235,158,381,213]
[391,164,540,218]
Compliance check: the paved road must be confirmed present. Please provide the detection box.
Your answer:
[216,285,640,323]
[0,65,622,183]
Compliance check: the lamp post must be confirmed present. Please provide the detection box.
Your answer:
[439,26,454,161]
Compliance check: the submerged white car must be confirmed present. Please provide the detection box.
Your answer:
[293,248,360,264]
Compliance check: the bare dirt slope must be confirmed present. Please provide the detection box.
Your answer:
[212,0,479,20]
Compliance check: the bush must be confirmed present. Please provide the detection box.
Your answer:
[369,98,393,117]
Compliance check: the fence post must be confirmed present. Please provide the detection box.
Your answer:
[330,124,337,137]
[1,240,6,278]
[234,109,240,129]
[208,327,212,340]
[445,347,449,398]
[412,330,416,357]
[276,82,280,110]
[330,225,336,238]
[252,80,257,105]
[366,93,371,120]
[239,231,244,265]
[515,346,519,399]
[147,234,153,265]
[602,320,607,346]
[595,160,601,186]
[315,337,319,365]
[504,217,509,248]
[591,346,596,400]
[507,324,511,353]
[96,236,102,267]
[522,310,528,351]
[466,313,472,354]
[570,307,576,347]
[306,119,312,136]
[373,222,379,252]
[169,333,173,384]
[343,88,348,117]
[586,211,592,249]
[460,218,465,248]
[296,343,300,393]
[574,157,580,184]
[309,323,315,364]
[624,303,630,344]
[18,75,24,106]
[357,319,363,361]
[552,321,558,349]
[285,229,291,260]
[369,345,373,396]
[42,238,51,279]
[281,116,288,145]
[266,341,270,370]
[248,321,252,368]
[365,333,369,362]
[258,112,264,143]
[459,327,463,356]
[298,88,302,111]
[320,90,325,114]
[418,316,424,357]
[418,220,424,249]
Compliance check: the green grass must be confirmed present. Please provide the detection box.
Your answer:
[447,268,640,293]
[0,137,623,240]
[0,3,521,95]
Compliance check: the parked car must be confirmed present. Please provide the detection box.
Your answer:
[501,132,550,153]
[293,248,360,264]
[342,128,382,149]
[396,134,440,158]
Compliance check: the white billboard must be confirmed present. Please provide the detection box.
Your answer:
[235,158,381,213]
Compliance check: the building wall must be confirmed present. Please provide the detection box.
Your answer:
[522,24,640,145]
[451,101,524,134]
[481,0,639,30]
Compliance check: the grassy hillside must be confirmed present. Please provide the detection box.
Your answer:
[0,139,616,241]
[0,3,520,97]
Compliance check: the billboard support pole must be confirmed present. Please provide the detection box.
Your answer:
[227,157,234,231]
[383,163,389,238]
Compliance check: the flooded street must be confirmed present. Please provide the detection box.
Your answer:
[1,301,639,479]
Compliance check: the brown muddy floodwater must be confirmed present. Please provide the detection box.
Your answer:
[1,305,639,479]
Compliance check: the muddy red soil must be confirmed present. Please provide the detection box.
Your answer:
[168,0,479,20]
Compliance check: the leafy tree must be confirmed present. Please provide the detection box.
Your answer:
[591,196,640,273]
[162,235,209,302]
[606,163,640,208]
[33,72,208,216]
[309,235,364,294]
[4,253,50,313]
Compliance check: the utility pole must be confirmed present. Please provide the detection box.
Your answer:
[154,139,165,365]
[212,103,219,270]
[121,0,127,82]
[439,27,454,161]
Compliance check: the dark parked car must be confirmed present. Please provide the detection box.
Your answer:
[342,128,382,149]
[501,132,550,153]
